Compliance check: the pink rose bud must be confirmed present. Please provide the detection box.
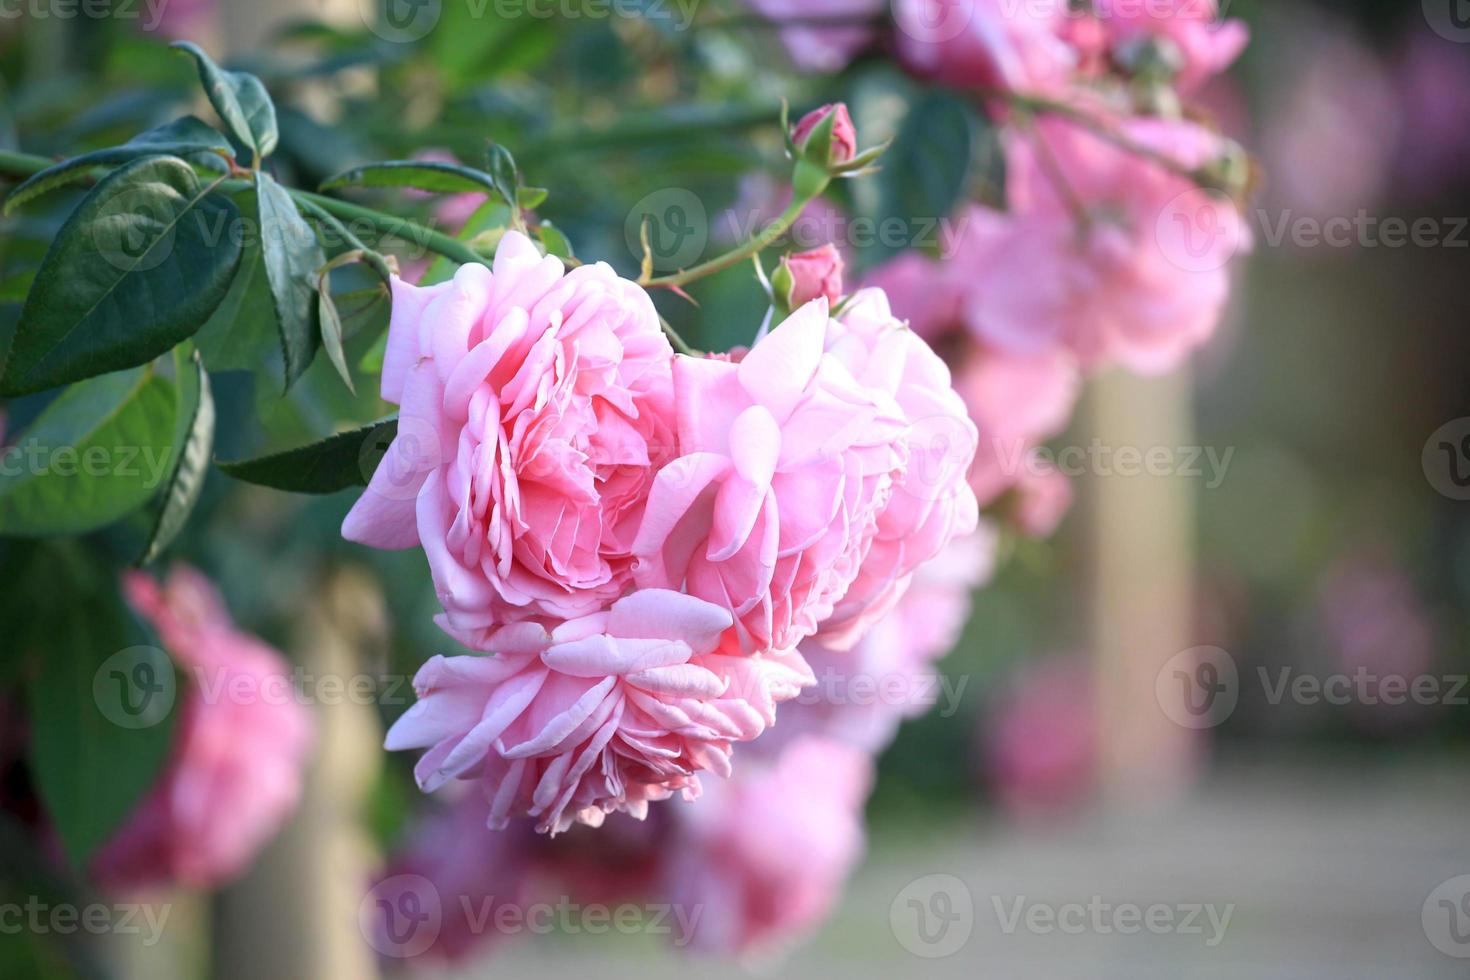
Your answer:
[776,244,845,309]
[792,103,857,166]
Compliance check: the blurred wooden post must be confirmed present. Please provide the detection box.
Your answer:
[211,569,386,980]
[1087,367,1202,813]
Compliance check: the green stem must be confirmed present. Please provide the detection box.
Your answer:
[1005,93,1200,182]
[0,150,488,269]
[641,192,812,289]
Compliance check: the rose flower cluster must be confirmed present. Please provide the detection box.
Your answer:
[344,229,978,834]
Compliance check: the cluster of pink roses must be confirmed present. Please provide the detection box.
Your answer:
[346,229,979,835]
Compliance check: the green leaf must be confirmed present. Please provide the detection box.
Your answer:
[317,281,355,395]
[320,160,497,197]
[420,198,512,286]
[171,41,278,159]
[2,116,232,216]
[139,347,214,564]
[26,570,177,871]
[517,186,548,210]
[0,267,33,302]
[217,417,397,494]
[864,91,974,264]
[0,367,179,535]
[256,173,324,389]
[537,221,573,260]
[1,156,242,396]
[194,231,279,374]
[484,144,521,211]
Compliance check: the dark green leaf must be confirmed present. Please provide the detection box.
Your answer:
[217,417,397,493]
[1,156,242,396]
[172,41,278,159]
[0,367,179,535]
[317,281,355,394]
[256,173,324,389]
[2,116,232,216]
[27,573,177,871]
[320,160,497,197]
[194,232,279,374]
[139,347,214,564]
[864,91,974,264]
[484,144,521,211]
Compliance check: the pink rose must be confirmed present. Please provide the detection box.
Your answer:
[791,103,857,166]
[777,243,845,309]
[343,231,677,645]
[956,114,1248,374]
[744,0,885,73]
[665,735,871,955]
[984,656,1097,821]
[1089,0,1248,94]
[384,589,813,834]
[1010,460,1073,537]
[954,339,1080,507]
[92,567,313,891]
[811,288,980,649]
[632,299,909,656]
[894,0,1076,93]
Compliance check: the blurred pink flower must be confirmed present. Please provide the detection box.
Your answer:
[813,287,980,649]
[1010,461,1073,537]
[367,793,540,962]
[778,244,845,309]
[957,113,1247,373]
[385,589,812,834]
[744,0,885,73]
[954,339,1080,508]
[894,0,1076,93]
[1086,0,1248,93]
[666,735,872,956]
[93,567,313,891]
[984,656,1096,821]
[343,232,677,644]
[1394,30,1470,198]
[860,250,965,342]
[632,299,908,655]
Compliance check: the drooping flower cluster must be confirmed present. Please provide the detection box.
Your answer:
[93,566,314,892]
[348,231,978,835]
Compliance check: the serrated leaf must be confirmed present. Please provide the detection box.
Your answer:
[1,156,242,396]
[172,41,278,159]
[216,417,397,493]
[139,347,214,564]
[317,281,355,394]
[256,172,324,389]
[194,230,278,374]
[320,160,497,197]
[0,367,178,535]
[2,116,232,216]
[26,572,177,871]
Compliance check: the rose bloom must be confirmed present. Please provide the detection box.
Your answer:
[780,243,845,309]
[632,299,910,656]
[384,589,813,834]
[343,231,677,646]
[955,113,1249,374]
[665,734,872,956]
[92,567,313,891]
[894,0,1076,94]
[790,103,857,165]
[812,287,980,648]
[1083,0,1248,94]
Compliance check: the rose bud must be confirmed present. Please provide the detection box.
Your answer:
[791,103,857,167]
[772,244,845,311]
